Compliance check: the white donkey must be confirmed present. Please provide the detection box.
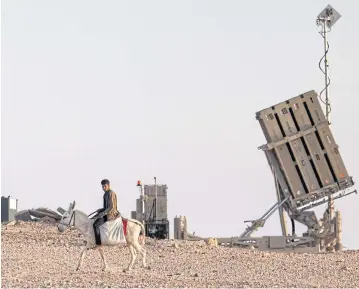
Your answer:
[57,201,148,272]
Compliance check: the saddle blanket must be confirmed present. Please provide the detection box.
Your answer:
[99,217,128,246]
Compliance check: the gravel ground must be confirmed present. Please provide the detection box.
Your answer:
[1,221,359,288]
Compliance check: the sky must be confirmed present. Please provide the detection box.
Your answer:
[1,0,359,249]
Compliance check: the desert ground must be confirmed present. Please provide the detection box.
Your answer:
[1,221,359,288]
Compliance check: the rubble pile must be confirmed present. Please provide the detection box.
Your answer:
[1,221,359,288]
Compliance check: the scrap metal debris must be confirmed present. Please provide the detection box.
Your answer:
[14,207,65,224]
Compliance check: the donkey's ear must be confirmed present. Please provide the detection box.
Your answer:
[72,201,76,209]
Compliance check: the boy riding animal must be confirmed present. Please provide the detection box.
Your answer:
[92,179,120,246]
[57,179,148,272]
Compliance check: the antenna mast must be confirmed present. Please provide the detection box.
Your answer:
[316,4,341,125]
[316,4,341,240]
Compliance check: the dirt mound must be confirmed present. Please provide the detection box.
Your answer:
[1,221,359,288]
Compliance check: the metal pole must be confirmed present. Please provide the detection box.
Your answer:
[240,197,288,238]
[154,176,157,222]
[137,181,145,225]
[322,21,330,125]
[324,19,334,235]
[141,184,145,225]
[274,174,288,237]
[334,210,343,251]
[320,16,335,238]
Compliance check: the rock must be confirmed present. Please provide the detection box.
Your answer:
[206,238,218,247]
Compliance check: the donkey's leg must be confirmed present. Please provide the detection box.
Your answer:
[98,247,108,271]
[133,246,138,259]
[124,245,136,272]
[133,241,147,268]
[76,247,87,271]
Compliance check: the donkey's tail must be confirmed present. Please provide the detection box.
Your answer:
[128,218,146,245]
[139,221,146,245]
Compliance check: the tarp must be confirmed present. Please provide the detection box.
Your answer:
[99,216,126,246]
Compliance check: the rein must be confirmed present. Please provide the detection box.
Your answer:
[59,211,76,228]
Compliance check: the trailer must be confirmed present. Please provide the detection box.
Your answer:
[175,90,356,252]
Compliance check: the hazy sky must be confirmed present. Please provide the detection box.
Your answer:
[2,0,358,249]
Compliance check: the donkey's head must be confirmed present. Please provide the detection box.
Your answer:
[57,201,76,233]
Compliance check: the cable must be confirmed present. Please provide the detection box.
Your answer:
[318,25,332,120]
